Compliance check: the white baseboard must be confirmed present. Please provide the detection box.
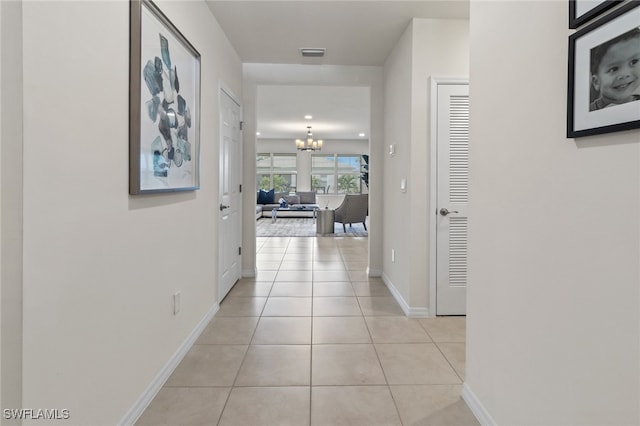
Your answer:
[461,383,496,426]
[119,303,220,426]
[407,306,431,317]
[381,272,432,318]
[367,268,382,277]
[242,268,256,278]
[383,274,410,316]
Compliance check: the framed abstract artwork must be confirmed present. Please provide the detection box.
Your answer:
[130,0,201,194]
[567,1,640,137]
[569,0,622,29]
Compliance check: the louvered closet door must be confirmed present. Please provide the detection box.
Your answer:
[436,83,469,315]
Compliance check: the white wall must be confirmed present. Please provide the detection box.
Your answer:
[466,1,639,424]
[243,64,384,276]
[1,1,24,422]
[410,19,469,310]
[383,22,413,304]
[383,18,469,314]
[20,1,241,424]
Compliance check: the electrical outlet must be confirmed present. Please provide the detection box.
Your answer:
[391,249,396,263]
[173,291,181,315]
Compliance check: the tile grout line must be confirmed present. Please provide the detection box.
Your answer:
[347,241,407,425]
[360,300,406,425]
[433,340,465,384]
[217,267,276,425]
[416,319,466,383]
[309,241,315,426]
[145,237,403,425]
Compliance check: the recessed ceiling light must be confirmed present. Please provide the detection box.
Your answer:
[256,132,261,136]
[359,133,366,137]
[304,115,312,120]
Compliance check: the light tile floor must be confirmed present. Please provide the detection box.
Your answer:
[137,237,479,426]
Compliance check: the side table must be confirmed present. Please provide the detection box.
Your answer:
[316,208,335,235]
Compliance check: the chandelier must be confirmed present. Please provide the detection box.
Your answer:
[295,126,323,152]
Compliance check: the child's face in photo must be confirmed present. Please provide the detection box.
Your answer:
[592,36,640,104]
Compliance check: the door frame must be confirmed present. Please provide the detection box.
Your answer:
[428,77,469,316]
[218,82,243,302]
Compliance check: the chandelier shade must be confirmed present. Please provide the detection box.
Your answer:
[296,126,322,151]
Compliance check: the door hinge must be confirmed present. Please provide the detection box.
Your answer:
[238,247,242,255]
[239,121,244,130]
[239,184,242,193]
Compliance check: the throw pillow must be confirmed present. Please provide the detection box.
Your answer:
[283,195,300,205]
[298,191,316,204]
[257,189,275,204]
[274,192,288,202]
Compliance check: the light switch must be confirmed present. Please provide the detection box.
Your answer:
[400,178,407,193]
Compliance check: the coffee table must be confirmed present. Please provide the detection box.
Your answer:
[271,206,318,223]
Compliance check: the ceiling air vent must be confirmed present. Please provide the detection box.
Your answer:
[300,48,326,58]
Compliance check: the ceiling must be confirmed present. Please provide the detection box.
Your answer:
[205,1,470,140]
[205,1,469,66]
[256,85,370,140]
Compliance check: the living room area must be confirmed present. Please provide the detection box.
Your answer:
[254,85,370,238]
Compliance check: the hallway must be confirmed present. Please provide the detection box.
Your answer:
[137,236,478,425]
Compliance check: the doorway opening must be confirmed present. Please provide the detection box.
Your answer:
[254,84,371,244]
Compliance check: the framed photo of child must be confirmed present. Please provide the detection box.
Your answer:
[569,0,622,29]
[567,1,640,138]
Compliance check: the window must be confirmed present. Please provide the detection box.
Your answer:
[256,153,297,192]
[311,154,362,194]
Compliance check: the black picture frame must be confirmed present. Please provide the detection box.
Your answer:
[567,1,640,138]
[569,0,622,29]
[129,0,201,194]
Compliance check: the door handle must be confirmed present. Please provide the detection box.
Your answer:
[439,208,459,216]
[220,204,230,211]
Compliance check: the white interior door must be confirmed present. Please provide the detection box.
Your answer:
[436,82,469,315]
[218,89,242,301]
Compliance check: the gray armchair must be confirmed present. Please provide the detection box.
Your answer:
[334,194,368,232]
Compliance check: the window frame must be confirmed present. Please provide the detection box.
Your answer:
[311,153,363,195]
[256,153,297,192]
